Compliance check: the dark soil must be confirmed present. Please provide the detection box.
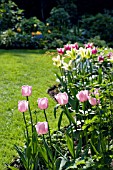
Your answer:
[7,157,25,170]
[47,84,60,100]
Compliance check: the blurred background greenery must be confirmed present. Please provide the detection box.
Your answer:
[1,0,113,49]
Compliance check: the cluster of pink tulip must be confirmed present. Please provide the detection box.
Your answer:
[18,85,69,135]
[76,89,100,106]
[18,85,99,136]
[57,42,113,64]
[57,42,98,56]
[57,43,79,55]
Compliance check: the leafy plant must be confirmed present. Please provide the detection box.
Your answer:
[7,43,113,169]
[46,7,71,31]
[0,0,23,31]
[0,29,16,48]
[52,43,113,169]
[80,10,113,47]
[15,17,45,34]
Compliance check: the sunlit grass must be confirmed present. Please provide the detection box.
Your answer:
[0,49,68,170]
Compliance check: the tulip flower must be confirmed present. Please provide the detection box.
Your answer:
[110,159,113,168]
[18,100,28,112]
[98,55,104,63]
[52,55,62,67]
[70,43,79,50]
[93,88,100,97]
[62,60,72,71]
[86,48,92,58]
[78,47,85,58]
[64,44,71,51]
[78,47,91,58]
[92,47,97,54]
[35,122,48,135]
[55,92,68,105]
[76,90,89,102]
[107,52,113,59]
[38,97,48,110]
[57,48,65,55]
[84,43,93,49]
[22,85,32,97]
[88,97,97,106]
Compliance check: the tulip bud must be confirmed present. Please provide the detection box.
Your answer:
[22,85,32,97]
[64,44,71,51]
[55,92,68,105]
[38,98,48,110]
[84,43,93,49]
[107,52,113,59]
[88,97,97,106]
[92,47,97,54]
[98,55,104,63]
[18,100,28,112]
[35,122,48,135]
[57,48,65,55]
[76,90,89,102]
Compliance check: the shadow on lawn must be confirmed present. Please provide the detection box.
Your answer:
[0,49,46,55]
[0,49,57,58]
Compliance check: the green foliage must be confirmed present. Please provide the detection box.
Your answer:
[52,43,113,169]
[46,7,71,30]
[0,29,43,49]
[0,0,23,31]
[56,0,77,24]
[0,29,16,48]
[43,7,74,49]
[16,17,45,34]
[80,10,113,47]
[88,36,107,47]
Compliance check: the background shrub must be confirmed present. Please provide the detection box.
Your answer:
[0,30,41,49]
[0,0,23,31]
[15,17,45,34]
[80,10,113,46]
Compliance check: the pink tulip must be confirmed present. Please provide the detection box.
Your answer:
[35,122,48,135]
[64,44,71,51]
[92,47,97,54]
[107,52,113,59]
[84,43,93,49]
[88,97,97,106]
[22,85,32,96]
[70,43,79,50]
[18,100,28,112]
[98,55,104,62]
[76,90,89,102]
[57,48,65,55]
[55,92,68,105]
[38,97,48,110]
[93,88,99,97]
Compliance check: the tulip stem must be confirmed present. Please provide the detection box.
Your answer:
[22,112,29,140]
[70,121,75,159]
[26,96,33,133]
[42,134,49,166]
[64,106,75,159]
[26,96,35,157]
[42,134,53,169]
[44,110,52,144]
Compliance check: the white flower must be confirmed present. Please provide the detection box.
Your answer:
[52,55,62,67]
[62,60,72,70]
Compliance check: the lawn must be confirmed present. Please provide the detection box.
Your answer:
[0,49,64,170]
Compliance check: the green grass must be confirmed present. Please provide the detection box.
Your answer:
[0,49,67,170]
